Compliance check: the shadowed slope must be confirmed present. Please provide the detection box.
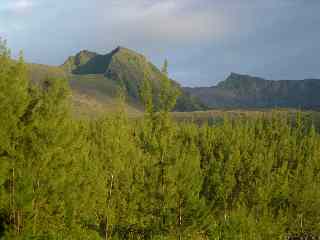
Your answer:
[185,73,320,109]
[62,47,206,111]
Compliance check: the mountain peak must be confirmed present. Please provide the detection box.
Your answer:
[111,46,146,59]
[227,72,265,81]
[59,46,204,111]
[229,72,241,78]
[73,50,98,61]
[111,46,124,54]
[216,73,267,90]
[62,50,98,72]
[62,46,150,77]
[77,49,96,55]
[114,46,126,51]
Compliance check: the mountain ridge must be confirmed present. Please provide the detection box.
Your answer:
[27,46,320,113]
[28,46,206,116]
[64,47,205,111]
[184,72,320,109]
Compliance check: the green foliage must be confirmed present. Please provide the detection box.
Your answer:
[159,60,180,114]
[1,42,320,240]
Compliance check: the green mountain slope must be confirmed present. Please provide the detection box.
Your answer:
[28,63,67,83]
[26,64,138,117]
[62,47,205,111]
[184,73,320,109]
[27,47,206,116]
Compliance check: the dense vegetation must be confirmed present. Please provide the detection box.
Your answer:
[1,42,320,239]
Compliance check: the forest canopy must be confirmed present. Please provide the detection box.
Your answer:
[0,41,320,239]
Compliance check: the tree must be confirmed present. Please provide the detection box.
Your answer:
[0,40,30,237]
[159,59,180,115]
[0,40,92,238]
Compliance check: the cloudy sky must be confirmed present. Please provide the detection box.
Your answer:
[1,0,320,86]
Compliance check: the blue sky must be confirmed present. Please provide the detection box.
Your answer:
[1,0,320,86]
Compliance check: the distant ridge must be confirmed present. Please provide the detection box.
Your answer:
[184,72,320,109]
[29,48,320,113]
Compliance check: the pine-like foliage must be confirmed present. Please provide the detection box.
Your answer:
[0,42,320,240]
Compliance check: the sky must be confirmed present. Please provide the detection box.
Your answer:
[1,0,320,87]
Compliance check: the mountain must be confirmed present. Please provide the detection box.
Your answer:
[29,49,320,113]
[64,47,205,111]
[184,73,320,109]
[27,47,206,116]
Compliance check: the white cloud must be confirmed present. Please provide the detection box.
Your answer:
[92,0,229,47]
[1,0,34,13]
[2,0,320,86]
[14,0,34,9]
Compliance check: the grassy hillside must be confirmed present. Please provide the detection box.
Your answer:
[27,47,205,116]
[27,63,66,83]
[27,63,140,117]
[63,47,206,111]
[69,73,141,117]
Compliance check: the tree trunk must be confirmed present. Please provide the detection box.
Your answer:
[11,168,17,234]
[105,218,108,240]
[178,197,182,240]
[105,174,114,240]
[32,180,40,235]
